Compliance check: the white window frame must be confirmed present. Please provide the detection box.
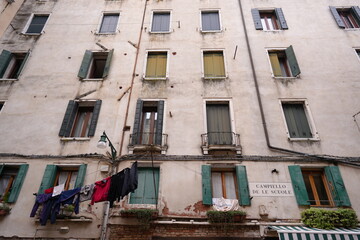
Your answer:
[22,13,50,35]
[266,48,297,79]
[142,50,170,81]
[149,10,172,34]
[354,48,360,61]
[0,100,6,113]
[200,9,223,33]
[258,8,283,32]
[96,11,120,35]
[201,49,228,79]
[279,99,320,141]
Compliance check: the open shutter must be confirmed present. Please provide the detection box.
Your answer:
[251,9,263,30]
[0,164,4,175]
[38,165,57,194]
[275,8,288,29]
[236,165,250,206]
[285,45,301,77]
[88,100,102,137]
[269,53,282,77]
[78,50,92,79]
[74,164,87,189]
[0,50,12,78]
[202,165,212,205]
[155,100,164,145]
[16,50,30,78]
[351,6,360,22]
[288,165,310,205]
[102,49,114,78]
[132,99,143,145]
[59,100,78,137]
[8,164,29,203]
[329,6,345,28]
[325,166,351,207]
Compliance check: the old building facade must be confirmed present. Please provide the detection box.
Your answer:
[0,0,360,239]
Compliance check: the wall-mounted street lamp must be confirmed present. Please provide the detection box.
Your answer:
[97,131,117,161]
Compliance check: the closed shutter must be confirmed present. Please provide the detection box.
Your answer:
[38,165,57,194]
[285,45,301,77]
[202,12,220,31]
[236,165,250,206]
[15,50,30,79]
[88,100,102,137]
[324,166,351,207]
[155,100,164,145]
[132,99,143,145]
[146,52,166,78]
[59,100,78,137]
[351,6,360,22]
[129,168,159,204]
[251,9,263,30]
[152,13,170,32]
[0,50,12,78]
[275,8,288,29]
[283,103,312,138]
[206,104,232,145]
[204,52,225,78]
[102,49,114,78]
[329,6,346,28]
[78,50,92,79]
[269,53,282,77]
[288,165,310,205]
[155,53,167,78]
[74,164,87,188]
[202,165,212,205]
[8,164,29,203]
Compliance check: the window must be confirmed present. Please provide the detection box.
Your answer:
[144,51,168,80]
[59,100,102,138]
[131,100,164,146]
[201,165,250,206]
[268,46,300,77]
[0,164,28,203]
[203,51,226,79]
[99,13,119,34]
[24,14,49,34]
[38,164,87,194]
[288,165,351,207]
[78,50,114,79]
[201,11,221,32]
[206,102,232,145]
[0,50,30,79]
[330,6,360,29]
[281,101,315,139]
[151,12,170,33]
[356,49,360,59]
[129,167,159,204]
[251,8,288,30]
[0,101,4,112]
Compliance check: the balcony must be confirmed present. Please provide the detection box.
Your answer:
[201,132,242,155]
[128,132,168,154]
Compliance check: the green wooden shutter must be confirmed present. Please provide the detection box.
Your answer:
[325,166,351,207]
[285,45,301,77]
[0,50,12,78]
[275,8,288,30]
[38,165,57,194]
[129,168,159,204]
[59,100,78,137]
[8,164,29,203]
[0,164,4,175]
[74,164,87,188]
[351,6,360,23]
[251,9,263,30]
[283,103,312,138]
[202,165,212,205]
[102,49,114,78]
[288,165,310,205]
[236,165,251,206]
[155,100,164,145]
[88,100,102,137]
[132,99,143,145]
[15,50,30,78]
[329,7,345,28]
[78,50,92,79]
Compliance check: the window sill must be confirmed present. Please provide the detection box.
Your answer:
[149,31,172,34]
[60,137,91,141]
[22,33,42,36]
[0,78,18,81]
[203,76,227,80]
[344,28,360,31]
[262,30,285,32]
[288,137,320,142]
[80,78,104,81]
[143,77,168,81]
[201,30,222,33]
[273,76,298,80]
[94,32,117,35]
[35,217,93,222]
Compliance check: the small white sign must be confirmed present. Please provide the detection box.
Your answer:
[249,183,294,197]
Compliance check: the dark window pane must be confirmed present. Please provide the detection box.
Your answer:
[313,174,330,205]
[302,172,316,205]
[26,15,49,33]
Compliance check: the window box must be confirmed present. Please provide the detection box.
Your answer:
[206,210,246,223]
[120,209,159,226]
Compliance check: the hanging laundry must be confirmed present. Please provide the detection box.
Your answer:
[91,176,111,205]
[79,184,95,202]
[51,188,80,223]
[52,184,65,197]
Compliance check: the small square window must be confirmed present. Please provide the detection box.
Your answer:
[212,170,238,199]
[0,164,28,203]
[144,51,168,79]
[282,102,314,139]
[151,12,170,32]
[260,12,280,30]
[25,14,49,34]
[99,13,119,34]
[201,11,221,32]
[252,8,288,31]
[0,50,29,79]
[53,167,79,191]
[268,46,300,78]
[78,50,114,79]
[203,51,226,78]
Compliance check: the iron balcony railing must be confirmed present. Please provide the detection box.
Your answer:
[201,132,241,147]
[129,132,168,147]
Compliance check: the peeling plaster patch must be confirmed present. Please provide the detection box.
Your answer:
[184,205,191,211]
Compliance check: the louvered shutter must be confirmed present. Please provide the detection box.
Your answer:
[275,8,288,29]
[78,50,92,79]
[269,53,282,77]
[132,99,143,145]
[74,164,87,188]
[351,6,360,23]
[59,100,78,137]
[0,50,12,78]
[288,165,310,205]
[102,49,114,78]
[251,9,263,30]
[38,165,57,194]
[8,164,29,203]
[325,166,351,207]
[155,100,164,145]
[236,165,251,206]
[285,45,301,77]
[15,50,30,78]
[202,165,212,205]
[0,164,4,175]
[88,100,102,137]
[329,6,346,28]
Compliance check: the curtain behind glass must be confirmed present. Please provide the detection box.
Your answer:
[206,104,232,145]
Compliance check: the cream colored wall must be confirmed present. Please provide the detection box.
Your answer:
[0,0,24,38]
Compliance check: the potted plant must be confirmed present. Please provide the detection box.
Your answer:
[120,209,158,224]
[0,202,11,216]
[61,204,75,217]
[207,210,246,223]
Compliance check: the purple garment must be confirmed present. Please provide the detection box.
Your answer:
[30,193,60,226]
[51,188,80,224]
[30,193,52,217]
